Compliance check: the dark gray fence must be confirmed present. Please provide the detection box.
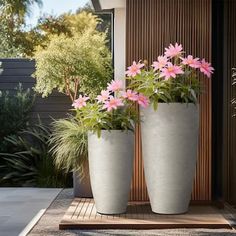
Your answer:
[0,58,71,124]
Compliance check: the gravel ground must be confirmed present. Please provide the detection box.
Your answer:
[28,189,236,236]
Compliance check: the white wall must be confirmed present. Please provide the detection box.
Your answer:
[114,8,126,87]
[99,0,125,10]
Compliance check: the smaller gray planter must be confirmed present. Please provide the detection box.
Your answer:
[88,130,134,215]
[73,161,92,198]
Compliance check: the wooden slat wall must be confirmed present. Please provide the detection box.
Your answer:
[126,0,212,201]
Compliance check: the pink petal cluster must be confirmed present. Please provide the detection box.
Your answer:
[72,95,89,109]
[122,89,138,101]
[199,59,214,78]
[107,80,123,92]
[125,61,145,77]
[181,55,201,68]
[164,43,183,58]
[160,62,184,80]
[103,96,124,112]
[152,56,168,71]
[96,90,110,103]
[137,94,149,108]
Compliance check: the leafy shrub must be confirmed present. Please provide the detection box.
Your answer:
[0,121,71,187]
[0,84,35,151]
[49,117,87,177]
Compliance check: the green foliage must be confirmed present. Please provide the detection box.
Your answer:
[75,94,139,138]
[77,105,138,138]
[0,0,42,24]
[0,61,2,74]
[49,117,87,177]
[0,122,70,187]
[64,11,99,36]
[0,84,35,146]
[34,27,112,101]
[0,1,112,58]
[0,0,42,57]
[37,13,71,36]
[32,6,112,53]
[0,17,23,57]
[128,66,201,109]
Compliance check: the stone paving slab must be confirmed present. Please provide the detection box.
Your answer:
[0,188,61,236]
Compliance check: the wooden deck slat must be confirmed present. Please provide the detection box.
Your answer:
[83,199,93,220]
[74,198,86,219]
[59,198,231,230]
[90,201,97,220]
[65,198,81,221]
[78,198,90,220]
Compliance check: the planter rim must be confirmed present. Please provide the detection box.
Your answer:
[142,103,199,110]
[88,130,134,134]
[148,102,198,105]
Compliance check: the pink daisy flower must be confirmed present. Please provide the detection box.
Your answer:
[152,56,168,71]
[164,43,183,58]
[199,59,214,78]
[121,89,138,101]
[137,94,150,108]
[125,61,145,77]
[102,96,124,112]
[160,62,184,80]
[107,80,123,92]
[181,55,201,68]
[96,90,110,103]
[72,95,89,109]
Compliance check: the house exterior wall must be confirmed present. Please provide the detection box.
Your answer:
[126,0,212,201]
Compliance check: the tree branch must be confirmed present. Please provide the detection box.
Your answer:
[73,77,80,100]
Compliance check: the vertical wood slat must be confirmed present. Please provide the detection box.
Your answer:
[223,0,236,205]
[126,0,212,201]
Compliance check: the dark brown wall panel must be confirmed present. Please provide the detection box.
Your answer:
[223,0,236,205]
[126,0,212,201]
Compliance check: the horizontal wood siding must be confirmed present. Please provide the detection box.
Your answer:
[126,0,212,201]
[0,59,71,124]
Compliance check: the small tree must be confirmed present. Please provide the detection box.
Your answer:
[0,0,42,57]
[34,27,112,101]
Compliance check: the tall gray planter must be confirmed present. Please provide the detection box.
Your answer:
[141,103,199,214]
[88,130,134,215]
[73,161,93,198]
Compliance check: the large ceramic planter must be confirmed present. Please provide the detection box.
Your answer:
[88,130,134,215]
[141,103,199,214]
[73,161,93,198]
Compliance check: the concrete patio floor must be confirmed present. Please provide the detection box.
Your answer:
[0,188,62,236]
[28,189,236,236]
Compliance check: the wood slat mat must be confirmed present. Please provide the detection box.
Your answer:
[59,198,231,230]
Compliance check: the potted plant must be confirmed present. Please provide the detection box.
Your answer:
[49,117,92,197]
[33,15,112,197]
[126,43,214,214]
[73,80,144,214]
